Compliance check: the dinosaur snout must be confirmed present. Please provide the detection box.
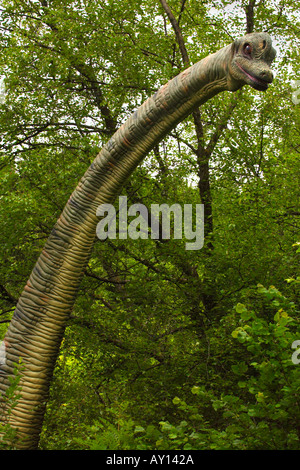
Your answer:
[259,68,274,84]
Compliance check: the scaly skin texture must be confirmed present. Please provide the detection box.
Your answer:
[0,32,276,449]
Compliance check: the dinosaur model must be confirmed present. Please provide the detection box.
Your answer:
[0,32,276,449]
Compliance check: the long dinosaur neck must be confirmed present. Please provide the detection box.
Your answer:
[0,43,234,448]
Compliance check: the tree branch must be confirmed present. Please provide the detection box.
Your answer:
[245,0,256,34]
[84,269,129,285]
[159,0,190,67]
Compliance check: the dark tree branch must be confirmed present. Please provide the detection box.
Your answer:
[159,0,190,67]
[0,285,17,304]
[84,269,129,286]
[245,0,256,34]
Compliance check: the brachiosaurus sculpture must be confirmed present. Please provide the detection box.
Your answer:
[0,32,276,449]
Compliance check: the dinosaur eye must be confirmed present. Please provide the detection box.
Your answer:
[243,43,252,56]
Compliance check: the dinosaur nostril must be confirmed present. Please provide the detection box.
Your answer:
[260,70,273,82]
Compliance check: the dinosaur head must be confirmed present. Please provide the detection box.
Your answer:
[228,32,276,91]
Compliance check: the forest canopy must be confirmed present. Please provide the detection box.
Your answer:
[0,0,299,450]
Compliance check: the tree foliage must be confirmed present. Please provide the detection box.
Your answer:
[0,0,299,450]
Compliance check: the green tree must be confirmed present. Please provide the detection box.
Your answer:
[0,0,299,449]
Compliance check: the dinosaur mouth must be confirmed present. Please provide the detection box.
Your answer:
[237,63,269,91]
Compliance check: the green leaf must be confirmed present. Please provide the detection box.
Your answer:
[172,397,181,405]
[235,303,247,314]
[231,362,248,375]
